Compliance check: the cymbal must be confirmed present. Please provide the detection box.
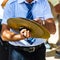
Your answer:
[7,18,50,39]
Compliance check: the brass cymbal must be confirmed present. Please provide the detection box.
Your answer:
[7,18,50,39]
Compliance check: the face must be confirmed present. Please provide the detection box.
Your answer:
[26,0,34,3]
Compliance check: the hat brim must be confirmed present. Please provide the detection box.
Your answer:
[7,18,50,39]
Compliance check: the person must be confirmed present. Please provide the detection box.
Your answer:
[0,0,4,22]
[1,0,56,60]
[48,0,60,58]
[0,0,9,60]
[1,0,8,8]
[0,0,8,31]
[0,0,4,59]
[48,0,60,13]
[45,0,57,49]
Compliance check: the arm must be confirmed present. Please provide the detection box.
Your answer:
[34,18,56,34]
[34,0,56,34]
[1,24,30,41]
[43,18,56,34]
[1,1,26,41]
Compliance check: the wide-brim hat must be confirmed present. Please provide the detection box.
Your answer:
[7,18,50,39]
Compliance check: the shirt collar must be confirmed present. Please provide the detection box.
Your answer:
[18,0,38,3]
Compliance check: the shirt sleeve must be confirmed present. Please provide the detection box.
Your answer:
[1,1,15,24]
[43,0,53,20]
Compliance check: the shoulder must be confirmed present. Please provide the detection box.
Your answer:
[38,0,49,5]
[7,0,17,4]
[5,0,17,7]
[38,0,48,2]
[4,0,17,11]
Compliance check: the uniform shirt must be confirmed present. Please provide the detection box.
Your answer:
[2,0,53,47]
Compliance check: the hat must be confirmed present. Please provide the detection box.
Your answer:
[7,18,50,39]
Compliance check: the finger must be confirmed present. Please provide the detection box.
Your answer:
[23,30,27,37]
[20,29,28,38]
[20,29,30,38]
[22,30,30,38]
[26,30,30,37]
[20,29,26,35]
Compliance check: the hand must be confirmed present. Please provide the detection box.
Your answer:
[20,29,31,38]
[34,18,43,25]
